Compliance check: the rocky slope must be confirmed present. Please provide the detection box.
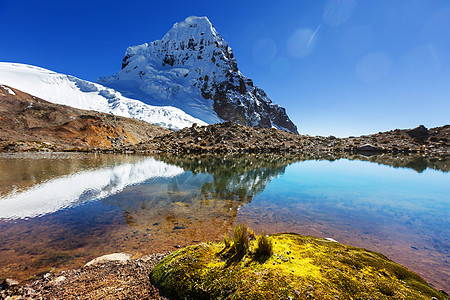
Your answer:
[99,16,298,133]
[0,63,205,130]
[0,85,170,151]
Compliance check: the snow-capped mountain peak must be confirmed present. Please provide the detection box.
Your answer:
[162,16,220,43]
[100,16,298,133]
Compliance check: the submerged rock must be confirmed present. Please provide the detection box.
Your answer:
[1,278,19,289]
[150,233,448,299]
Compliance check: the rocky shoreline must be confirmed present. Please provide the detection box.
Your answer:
[2,240,448,300]
[2,122,449,157]
[0,253,169,300]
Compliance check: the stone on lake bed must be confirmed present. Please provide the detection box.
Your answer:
[1,278,19,289]
[150,233,447,299]
[49,275,66,285]
[84,253,131,267]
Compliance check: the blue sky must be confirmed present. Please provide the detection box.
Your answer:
[1,0,449,136]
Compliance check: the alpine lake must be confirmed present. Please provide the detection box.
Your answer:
[0,152,449,291]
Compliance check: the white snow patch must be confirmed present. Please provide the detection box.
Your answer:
[0,84,16,95]
[0,62,206,130]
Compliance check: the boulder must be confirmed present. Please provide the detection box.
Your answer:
[406,125,428,139]
[150,233,445,299]
[84,253,131,267]
[357,144,379,152]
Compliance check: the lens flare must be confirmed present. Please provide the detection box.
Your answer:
[287,28,319,58]
[402,44,442,78]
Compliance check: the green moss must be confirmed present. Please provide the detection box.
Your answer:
[150,233,448,300]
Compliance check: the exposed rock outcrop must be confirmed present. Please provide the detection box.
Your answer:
[406,125,429,140]
[358,144,379,152]
[131,122,449,156]
[0,85,170,151]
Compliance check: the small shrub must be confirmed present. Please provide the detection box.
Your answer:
[233,223,250,258]
[254,232,273,260]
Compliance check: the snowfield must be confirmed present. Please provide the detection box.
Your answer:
[0,62,206,130]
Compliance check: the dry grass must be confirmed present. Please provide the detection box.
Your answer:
[232,223,250,258]
[254,231,273,260]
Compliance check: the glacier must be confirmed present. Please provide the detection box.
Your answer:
[0,62,206,130]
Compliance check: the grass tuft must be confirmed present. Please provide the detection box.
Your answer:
[232,223,250,258]
[254,231,273,261]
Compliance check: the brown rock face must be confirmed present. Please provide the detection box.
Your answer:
[0,85,170,151]
[357,144,379,152]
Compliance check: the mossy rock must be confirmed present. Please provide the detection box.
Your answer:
[150,233,448,299]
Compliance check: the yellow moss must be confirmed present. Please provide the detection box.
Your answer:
[150,233,448,300]
[263,238,322,279]
[362,265,375,276]
[264,256,321,279]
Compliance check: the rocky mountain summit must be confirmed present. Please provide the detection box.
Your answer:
[99,16,298,133]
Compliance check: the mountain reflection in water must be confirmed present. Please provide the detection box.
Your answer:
[0,155,183,219]
[0,152,448,290]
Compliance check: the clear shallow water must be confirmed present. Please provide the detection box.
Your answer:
[0,152,448,290]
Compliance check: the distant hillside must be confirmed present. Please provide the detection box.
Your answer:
[0,85,170,151]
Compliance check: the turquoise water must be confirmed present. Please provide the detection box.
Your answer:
[0,153,448,290]
[237,159,449,289]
